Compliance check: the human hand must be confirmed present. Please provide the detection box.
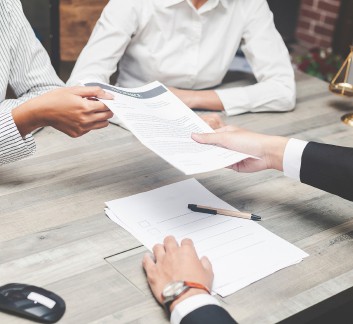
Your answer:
[200,113,226,130]
[142,236,213,311]
[192,126,289,172]
[13,86,114,138]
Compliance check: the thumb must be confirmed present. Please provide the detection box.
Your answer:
[200,256,213,273]
[191,132,225,146]
[69,86,114,100]
[215,125,241,133]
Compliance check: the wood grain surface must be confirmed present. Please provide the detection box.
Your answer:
[1,71,353,323]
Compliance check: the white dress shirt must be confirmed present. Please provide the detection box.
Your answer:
[172,138,309,324]
[0,0,63,165]
[283,138,308,180]
[68,0,295,116]
[171,294,220,324]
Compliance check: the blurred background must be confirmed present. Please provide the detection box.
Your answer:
[21,0,353,83]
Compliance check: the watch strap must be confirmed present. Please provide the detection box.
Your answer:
[163,299,176,318]
[183,281,211,294]
[162,281,211,317]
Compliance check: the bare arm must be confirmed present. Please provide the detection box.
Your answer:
[169,88,224,111]
[12,87,113,138]
[192,126,289,172]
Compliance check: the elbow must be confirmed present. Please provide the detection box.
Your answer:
[261,93,296,113]
[284,88,296,111]
[279,94,296,112]
[270,82,296,112]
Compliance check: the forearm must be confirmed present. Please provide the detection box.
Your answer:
[11,101,43,138]
[300,142,353,201]
[283,139,308,180]
[218,0,295,116]
[171,88,224,111]
[215,80,295,116]
[265,135,289,172]
[169,288,237,324]
[172,294,237,324]
[190,90,224,111]
[191,127,289,173]
[0,112,36,165]
[170,290,208,312]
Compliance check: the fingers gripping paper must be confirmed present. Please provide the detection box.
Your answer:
[86,81,254,175]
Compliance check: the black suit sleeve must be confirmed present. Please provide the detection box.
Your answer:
[180,305,237,324]
[300,142,353,201]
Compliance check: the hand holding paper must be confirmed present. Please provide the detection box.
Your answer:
[86,81,254,175]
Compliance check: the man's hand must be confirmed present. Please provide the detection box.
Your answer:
[143,236,213,312]
[192,126,289,172]
[12,86,114,138]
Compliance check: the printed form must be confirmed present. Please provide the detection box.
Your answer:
[86,81,253,175]
[105,179,308,297]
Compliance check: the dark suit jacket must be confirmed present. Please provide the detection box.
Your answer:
[181,142,353,324]
[181,305,237,324]
[300,142,353,201]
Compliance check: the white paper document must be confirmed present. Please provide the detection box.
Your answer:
[86,81,253,175]
[105,179,308,297]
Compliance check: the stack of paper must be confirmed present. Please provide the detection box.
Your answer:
[105,179,308,297]
[86,81,253,175]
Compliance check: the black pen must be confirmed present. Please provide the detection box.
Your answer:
[188,204,261,221]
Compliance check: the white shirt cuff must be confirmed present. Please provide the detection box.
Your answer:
[283,138,308,181]
[170,294,220,324]
[215,88,251,116]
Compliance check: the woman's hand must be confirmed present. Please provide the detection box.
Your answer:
[12,86,114,137]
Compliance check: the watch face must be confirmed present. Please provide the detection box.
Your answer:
[162,281,185,298]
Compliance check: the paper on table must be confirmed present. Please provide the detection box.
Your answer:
[86,81,254,175]
[105,178,308,297]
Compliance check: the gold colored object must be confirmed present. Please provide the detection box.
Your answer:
[329,46,353,125]
[341,113,353,126]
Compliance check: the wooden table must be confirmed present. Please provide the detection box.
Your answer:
[1,71,353,323]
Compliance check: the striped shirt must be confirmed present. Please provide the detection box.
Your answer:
[0,0,63,165]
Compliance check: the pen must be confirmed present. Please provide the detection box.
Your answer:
[188,204,261,221]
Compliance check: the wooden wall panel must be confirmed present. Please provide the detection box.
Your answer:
[60,0,108,61]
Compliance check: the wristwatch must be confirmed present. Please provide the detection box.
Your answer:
[161,281,210,317]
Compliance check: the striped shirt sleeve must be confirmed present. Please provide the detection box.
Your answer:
[0,0,63,112]
[0,112,35,165]
[0,0,63,165]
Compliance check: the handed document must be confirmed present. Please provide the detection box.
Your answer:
[86,81,253,175]
[105,179,308,297]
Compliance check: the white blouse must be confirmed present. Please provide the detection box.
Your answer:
[68,0,296,116]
